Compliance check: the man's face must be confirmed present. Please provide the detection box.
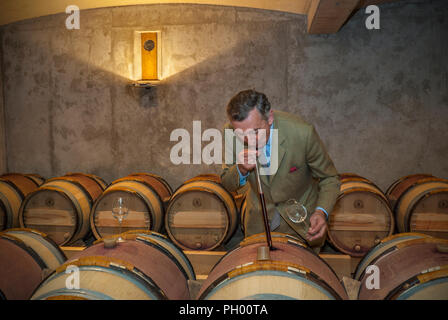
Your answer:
[231,108,274,149]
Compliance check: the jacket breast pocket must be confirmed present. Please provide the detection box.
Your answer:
[287,165,308,182]
[272,165,310,202]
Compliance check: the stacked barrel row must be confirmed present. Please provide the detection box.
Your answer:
[201,232,447,300]
[0,228,196,300]
[0,172,245,251]
[30,230,196,300]
[0,228,350,300]
[9,172,174,246]
[2,227,447,300]
[2,171,447,254]
[327,173,448,257]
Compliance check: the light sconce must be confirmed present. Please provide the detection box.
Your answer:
[131,30,161,88]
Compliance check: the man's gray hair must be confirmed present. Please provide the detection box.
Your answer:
[226,89,271,121]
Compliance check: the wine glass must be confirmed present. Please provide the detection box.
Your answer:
[112,196,129,241]
[285,199,309,231]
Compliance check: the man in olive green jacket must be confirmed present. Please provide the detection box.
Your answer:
[221,90,340,252]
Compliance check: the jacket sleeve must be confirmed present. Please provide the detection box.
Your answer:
[305,125,341,216]
[220,124,242,193]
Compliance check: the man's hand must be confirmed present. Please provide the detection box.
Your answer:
[237,149,260,175]
[306,210,327,242]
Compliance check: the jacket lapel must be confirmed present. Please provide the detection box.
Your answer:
[265,113,286,185]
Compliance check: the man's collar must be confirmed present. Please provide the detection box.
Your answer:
[272,110,286,146]
[266,122,274,148]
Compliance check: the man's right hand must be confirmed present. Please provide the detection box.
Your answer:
[237,149,259,175]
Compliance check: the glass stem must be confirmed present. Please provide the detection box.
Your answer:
[304,219,310,233]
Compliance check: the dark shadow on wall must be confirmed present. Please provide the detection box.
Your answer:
[0,5,302,189]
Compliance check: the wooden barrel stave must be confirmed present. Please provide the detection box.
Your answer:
[0,174,40,197]
[52,175,105,202]
[114,174,172,202]
[23,174,46,186]
[388,265,448,300]
[184,173,248,218]
[0,180,22,229]
[0,201,5,231]
[240,197,247,234]
[339,173,364,180]
[339,175,382,192]
[65,172,108,190]
[121,230,196,280]
[183,174,222,185]
[128,173,172,195]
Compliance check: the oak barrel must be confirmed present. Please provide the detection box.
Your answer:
[1,173,46,187]
[357,237,448,300]
[387,265,448,299]
[0,174,42,230]
[1,173,42,196]
[0,228,66,300]
[339,173,363,180]
[391,177,448,239]
[327,174,394,257]
[185,173,248,217]
[23,174,46,186]
[122,230,196,280]
[184,174,222,185]
[185,173,249,209]
[1,228,66,271]
[353,232,432,280]
[240,197,248,234]
[197,232,348,300]
[19,173,107,245]
[65,172,108,190]
[385,173,434,209]
[234,183,249,220]
[90,173,170,239]
[165,176,238,250]
[31,233,191,300]
[128,172,172,197]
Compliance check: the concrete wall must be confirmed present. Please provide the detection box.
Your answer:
[0,0,447,191]
[0,41,6,174]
